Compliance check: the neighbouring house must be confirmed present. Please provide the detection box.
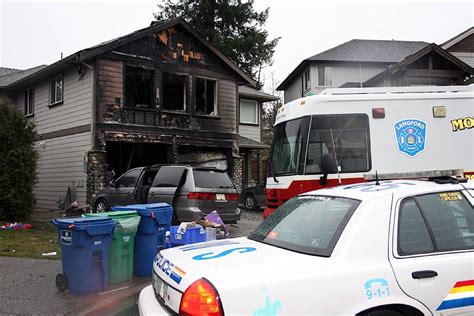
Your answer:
[278,29,474,103]
[238,85,279,189]
[0,18,280,212]
[442,27,474,67]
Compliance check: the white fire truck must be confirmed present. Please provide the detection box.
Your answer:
[264,85,474,217]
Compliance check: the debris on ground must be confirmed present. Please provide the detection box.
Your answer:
[1,223,33,230]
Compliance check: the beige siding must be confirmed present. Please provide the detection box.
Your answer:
[29,68,93,135]
[34,132,91,210]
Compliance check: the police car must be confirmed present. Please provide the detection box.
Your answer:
[138,178,474,315]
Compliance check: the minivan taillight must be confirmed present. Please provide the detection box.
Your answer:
[187,192,217,200]
[226,193,239,201]
[180,278,223,316]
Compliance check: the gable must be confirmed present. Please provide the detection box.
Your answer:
[111,25,241,81]
[446,33,474,53]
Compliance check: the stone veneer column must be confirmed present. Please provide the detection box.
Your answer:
[86,150,107,207]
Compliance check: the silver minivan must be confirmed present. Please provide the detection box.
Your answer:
[93,165,241,223]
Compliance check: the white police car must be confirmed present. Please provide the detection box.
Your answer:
[138,179,474,315]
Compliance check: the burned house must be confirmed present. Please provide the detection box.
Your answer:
[2,18,261,211]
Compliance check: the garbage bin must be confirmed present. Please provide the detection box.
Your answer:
[53,217,115,294]
[112,203,173,277]
[84,211,140,284]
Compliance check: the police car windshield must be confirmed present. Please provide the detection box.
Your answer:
[249,195,360,256]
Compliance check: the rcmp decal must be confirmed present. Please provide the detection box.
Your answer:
[394,119,427,157]
[154,253,186,284]
[437,279,474,311]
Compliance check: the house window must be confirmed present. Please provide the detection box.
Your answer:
[162,72,187,111]
[24,87,34,116]
[318,67,332,87]
[240,99,258,124]
[49,74,63,105]
[195,77,217,115]
[304,68,311,91]
[125,66,154,108]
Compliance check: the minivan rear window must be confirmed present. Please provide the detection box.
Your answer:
[193,170,234,188]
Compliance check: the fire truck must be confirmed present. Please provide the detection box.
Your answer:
[264,85,474,218]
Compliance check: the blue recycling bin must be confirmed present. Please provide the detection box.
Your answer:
[53,217,115,294]
[112,203,173,276]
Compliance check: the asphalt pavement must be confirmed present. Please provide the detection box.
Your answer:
[0,210,262,315]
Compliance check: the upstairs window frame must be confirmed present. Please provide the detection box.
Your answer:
[303,68,311,91]
[49,74,64,106]
[195,76,218,116]
[240,99,258,125]
[24,86,34,116]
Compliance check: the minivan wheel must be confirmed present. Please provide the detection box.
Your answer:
[244,193,257,211]
[94,199,109,213]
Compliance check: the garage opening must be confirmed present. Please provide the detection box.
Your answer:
[106,142,170,178]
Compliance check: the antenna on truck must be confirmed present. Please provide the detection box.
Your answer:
[329,128,342,186]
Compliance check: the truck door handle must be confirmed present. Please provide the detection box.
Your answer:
[412,270,438,279]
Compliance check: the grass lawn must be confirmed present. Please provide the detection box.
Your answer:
[0,221,61,259]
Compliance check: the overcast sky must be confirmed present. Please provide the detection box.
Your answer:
[1,0,473,91]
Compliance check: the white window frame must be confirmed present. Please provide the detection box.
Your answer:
[303,68,311,91]
[195,76,218,116]
[23,87,34,116]
[240,99,258,125]
[49,74,64,105]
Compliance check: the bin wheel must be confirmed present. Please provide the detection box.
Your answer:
[56,273,68,292]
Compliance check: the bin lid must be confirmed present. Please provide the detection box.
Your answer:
[53,216,114,229]
[112,203,172,215]
[84,210,138,219]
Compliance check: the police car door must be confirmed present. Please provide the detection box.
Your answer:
[389,189,474,315]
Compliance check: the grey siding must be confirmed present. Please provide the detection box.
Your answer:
[28,68,93,135]
[34,132,91,210]
[451,52,474,67]
[284,76,302,104]
[239,124,260,142]
[19,68,94,210]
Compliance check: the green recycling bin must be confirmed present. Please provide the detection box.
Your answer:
[84,211,140,283]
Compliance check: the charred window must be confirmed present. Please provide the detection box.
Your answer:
[162,72,187,111]
[195,77,217,115]
[125,66,154,108]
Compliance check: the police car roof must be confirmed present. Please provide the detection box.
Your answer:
[301,179,474,201]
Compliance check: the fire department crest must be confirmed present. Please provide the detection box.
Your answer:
[394,119,427,157]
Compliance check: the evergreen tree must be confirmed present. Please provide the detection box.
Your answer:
[155,0,279,86]
[0,103,38,220]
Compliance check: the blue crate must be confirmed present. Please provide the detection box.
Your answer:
[170,225,206,245]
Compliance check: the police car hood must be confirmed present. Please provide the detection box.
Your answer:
[154,237,332,292]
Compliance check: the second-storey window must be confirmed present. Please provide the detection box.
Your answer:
[318,67,332,87]
[49,74,63,105]
[24,87,34,116]
[125,66,154,108]
[304,68,311,91]
[162,72,187,111]
[195,77,217,115]
[240,99,258,124]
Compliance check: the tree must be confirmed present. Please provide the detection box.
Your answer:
[155,0,279,86]
[0,103,38,220]
[261,71,282,145]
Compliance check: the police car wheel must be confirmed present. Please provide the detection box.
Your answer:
[56,273,68,292]
[363,309,403,316]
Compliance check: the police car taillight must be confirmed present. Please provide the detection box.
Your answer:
[179,278,223,316]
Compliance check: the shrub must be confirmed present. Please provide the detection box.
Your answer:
[0,103,38,220]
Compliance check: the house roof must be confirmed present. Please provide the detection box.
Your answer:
[0,65,47,88]
[238,85,279,102]
[363,43,474,86]
[238,135,270,149]
[441,27,474,50]
[5,18,255,89]
[277,39,429,90]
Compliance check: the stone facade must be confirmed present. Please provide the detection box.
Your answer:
[86,150,107,206]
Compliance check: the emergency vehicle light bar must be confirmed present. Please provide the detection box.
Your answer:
[320,85,473,96]
[363,169,464,181]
